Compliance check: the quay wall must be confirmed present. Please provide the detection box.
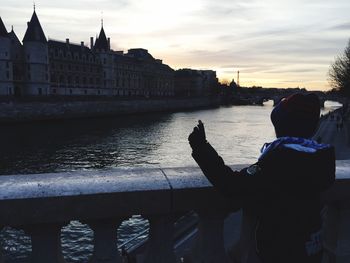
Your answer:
[0,96,220,123]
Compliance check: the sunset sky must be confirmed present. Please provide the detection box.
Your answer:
[1,0,350,90]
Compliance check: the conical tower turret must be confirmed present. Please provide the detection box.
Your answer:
[23,10,47,43]
[0,17,8,37]
[0,17,14,95]
[94,25,109,52]
[22,10,49,95]
[94,21,113,94]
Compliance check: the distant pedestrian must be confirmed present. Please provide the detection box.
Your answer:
[188,93,335,263]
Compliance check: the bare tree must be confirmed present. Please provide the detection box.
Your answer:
[329,39,350,96]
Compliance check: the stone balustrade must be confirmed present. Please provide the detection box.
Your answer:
[0,161,348,263]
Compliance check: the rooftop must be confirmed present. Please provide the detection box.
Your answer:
[22,11,47,43]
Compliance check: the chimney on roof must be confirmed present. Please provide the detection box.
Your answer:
[81,41,85,50]
[108,37,110,50]
[90,37,93,49]
[66,38,69,45]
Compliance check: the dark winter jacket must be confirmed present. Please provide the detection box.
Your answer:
[191,137,335,263]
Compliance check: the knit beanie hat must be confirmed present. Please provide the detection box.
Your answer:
[271,93,320,138]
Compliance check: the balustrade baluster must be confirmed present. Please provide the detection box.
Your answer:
[322,205,338,263]
[184,211,230,263]
[25,223,66,263]
[143,215,176,263]
[88,218,125,263]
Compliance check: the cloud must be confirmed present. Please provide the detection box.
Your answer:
[262,68,319,74]
[2,0,350,90]
[329,22,350,31]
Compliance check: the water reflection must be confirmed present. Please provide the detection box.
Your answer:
[0,101,341,176]
[0,113,173,175]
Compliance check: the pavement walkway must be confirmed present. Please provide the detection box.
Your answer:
[314,110,350,160]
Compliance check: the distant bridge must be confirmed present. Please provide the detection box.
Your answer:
[231,88,347,107]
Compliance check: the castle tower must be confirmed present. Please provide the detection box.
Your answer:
[93,22,114,95]
[8,27,24,96]
[0,17,14,96]
[22,10,49,95]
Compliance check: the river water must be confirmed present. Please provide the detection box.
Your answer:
[0,100,341,262]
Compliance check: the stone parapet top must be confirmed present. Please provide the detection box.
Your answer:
[0,161,347,225]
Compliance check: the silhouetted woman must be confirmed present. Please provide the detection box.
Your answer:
[188,93,335,263]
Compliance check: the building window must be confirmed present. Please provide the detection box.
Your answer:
[27,54,30,60]
[69,89,73,95]
[98,90,101,95]
[6,61,9,68]
[84,90,87,95]
[8,87,12,95]
[6,71,9,80]
[103,58,106,64]
[5,52,8,57]
[38,88,42,95]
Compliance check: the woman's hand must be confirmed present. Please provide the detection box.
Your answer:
[188,120,207,149]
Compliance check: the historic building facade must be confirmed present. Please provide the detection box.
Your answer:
[0,10,175,97]
[174,68,219,97]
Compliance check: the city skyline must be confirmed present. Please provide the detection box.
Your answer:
[1,0,350,91]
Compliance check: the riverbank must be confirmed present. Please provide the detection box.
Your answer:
[0,96,221,123]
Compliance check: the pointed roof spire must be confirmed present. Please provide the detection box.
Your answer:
[8,28,21,46]
[0,17,8,37]
[23,10,47,43]
[94,23,109,51]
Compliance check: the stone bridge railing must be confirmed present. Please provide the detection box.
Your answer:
[0,162,349,263]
